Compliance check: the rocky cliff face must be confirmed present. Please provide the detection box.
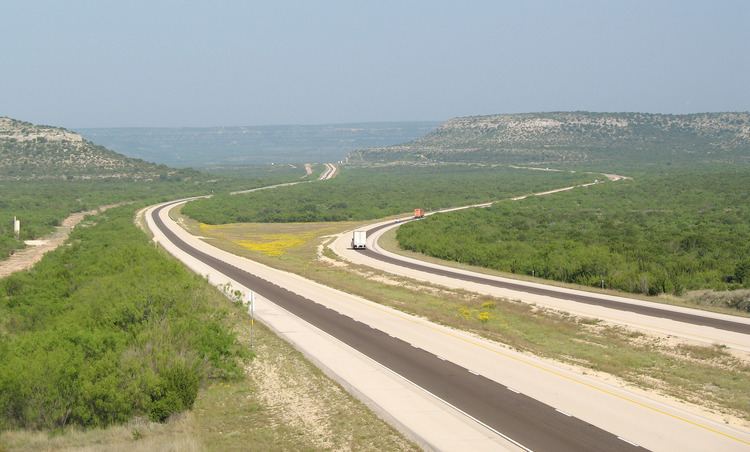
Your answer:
[0,117,169,180]
[350,112,750,165]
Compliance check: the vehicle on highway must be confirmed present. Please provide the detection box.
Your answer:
[413,208,425,218]
[351,230,367,249]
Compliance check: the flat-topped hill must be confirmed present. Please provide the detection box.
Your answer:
[349,112,750,165]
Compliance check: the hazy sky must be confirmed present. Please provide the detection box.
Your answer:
[2,0,748,128]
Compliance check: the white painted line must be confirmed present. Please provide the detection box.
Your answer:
[507,387,521,394]
[618,436,641,447]
[555,408,573,417]
[255,288,533,451]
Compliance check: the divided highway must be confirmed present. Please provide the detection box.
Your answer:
[149,201,630,451]
[146,198,750,452]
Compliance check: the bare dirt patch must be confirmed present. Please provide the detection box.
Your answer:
[0,203,124,278]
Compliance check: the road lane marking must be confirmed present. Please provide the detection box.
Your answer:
[618,436,641,447]
[270,304,535,452]
[160,200,750,448]
[352,286,750,446]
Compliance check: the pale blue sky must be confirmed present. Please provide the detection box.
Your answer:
[1,0,748,127]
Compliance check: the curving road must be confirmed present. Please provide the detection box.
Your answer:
[319,162,338,180]
[150,201,631,451]
[330,212,750,352]
[146,197,750,452]
[230,163,338,196]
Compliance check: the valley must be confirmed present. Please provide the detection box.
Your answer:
[3,111,750,451]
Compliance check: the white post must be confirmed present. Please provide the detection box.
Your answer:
[247,291,255,349]
[13,216,20,238]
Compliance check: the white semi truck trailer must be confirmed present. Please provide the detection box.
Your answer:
[351,230,367,249]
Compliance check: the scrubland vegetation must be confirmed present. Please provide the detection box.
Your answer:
[0,117,167,180]
[1,116,310,261]
[184,160,750,308]
[0,169,302,260]
[0,206,245,430]
[397,167,750,306]
[2,289,414,452]
[5,111,750,444]
[1,116,415,446]
[0,169,413,448]
[183,165,592,223]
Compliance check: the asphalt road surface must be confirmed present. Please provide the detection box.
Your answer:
[362,222,750,335]
[151,202,639,452]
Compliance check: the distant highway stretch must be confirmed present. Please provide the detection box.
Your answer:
[147,196,750,452]
[230,162,338,196]
[319,162,337,180]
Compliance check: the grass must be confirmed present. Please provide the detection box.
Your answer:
[0,416,200,452]
[190,319,417,452]
[178,208,750,422]
[198,221,356,258]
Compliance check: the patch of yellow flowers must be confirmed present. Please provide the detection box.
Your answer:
[199,223,317,257]
[236,234,309,256]
[458,299,495,325]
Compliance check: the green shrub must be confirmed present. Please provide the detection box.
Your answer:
[397,167,750,299]
[0,206,244,430]
[183,166,591,224]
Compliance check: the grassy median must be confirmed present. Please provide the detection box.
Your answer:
[180,208,750,422]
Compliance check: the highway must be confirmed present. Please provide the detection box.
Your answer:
[319,162,338,180]
[362,221,750,334]
[330,214,750,352]
[230,163,337,196]
[146,198,750,451]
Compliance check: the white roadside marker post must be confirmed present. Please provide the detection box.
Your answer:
[13,216,20,239]
[247,291,255,350]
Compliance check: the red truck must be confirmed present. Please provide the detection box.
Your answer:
[413,208,425,219]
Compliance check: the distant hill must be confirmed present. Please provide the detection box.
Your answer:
[349,112,750,166]
[78,121,439,167]
[0,117,174,180]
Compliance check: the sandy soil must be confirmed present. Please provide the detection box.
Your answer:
[246,347,337,450]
